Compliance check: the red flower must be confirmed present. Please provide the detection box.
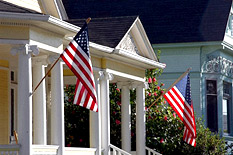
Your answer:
[148,77,152,83]
[113,111,116,115]
[152,77,156,83]
[117,101,121,106]
[148,93,151,96]
[161,83,165,86]
[116,88,120,92]
[160,138,164,143]
[154,92,157,96]
[157,86,160,90]
[116,119,121,125]
[148,116,152,120]
[164,115,168,121]
[161,90,164,94]
[145,107,148,111]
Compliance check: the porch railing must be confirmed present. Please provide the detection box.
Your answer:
[32,145,59,155]
[109,144,131,155]
[145,147,162,155]
[64,147,96,155]
[0,144,20,155]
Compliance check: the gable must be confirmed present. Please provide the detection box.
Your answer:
[116,18,157,61]
[224,3,233,48]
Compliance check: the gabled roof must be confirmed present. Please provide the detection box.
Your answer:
[67,16,137,48]
[68,16,158,61]
[62,0,232,44]
[0,0,41,14]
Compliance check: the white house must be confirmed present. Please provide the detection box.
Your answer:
[0,0,165,155]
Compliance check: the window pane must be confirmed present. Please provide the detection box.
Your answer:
[223,99,230,134]
[206,80,217,94]
[207,95,218,132]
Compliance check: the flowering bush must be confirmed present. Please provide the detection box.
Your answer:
[64,51,227,154]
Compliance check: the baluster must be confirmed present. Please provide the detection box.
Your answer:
[113,148,116,155]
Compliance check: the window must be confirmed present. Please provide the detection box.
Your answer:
[206,80,218,132]
[223,82,231,135]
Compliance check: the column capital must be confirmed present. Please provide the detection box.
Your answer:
[11,44,39,56]
[32,55,48,67]
[94,70,105,80]
[131,81,148,89]
[48,55,61,64]
[99,71,114,81]
[117,82,131,89]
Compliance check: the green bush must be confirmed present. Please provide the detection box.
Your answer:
[64,50,228,154]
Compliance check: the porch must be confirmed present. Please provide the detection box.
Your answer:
[0,144,161,155]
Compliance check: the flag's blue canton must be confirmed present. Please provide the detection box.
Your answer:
[74,23,89,57]
[185,74,192,105]
[175,74,188,98]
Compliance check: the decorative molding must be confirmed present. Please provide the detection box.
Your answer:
[202,55,233,77]
[11,44,39,56]
[119,33,139,54]
[0,21,31,27]
[100,71,114,81]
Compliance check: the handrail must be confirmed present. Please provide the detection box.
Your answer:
[109,144,131,155]
[145,147,162,155]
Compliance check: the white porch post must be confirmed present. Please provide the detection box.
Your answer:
[51,58,64,155]
[118,82,131,153]
[11,45,38,155]
[90,71,102,155]
[136,82,146,155]
[100,71,113,155]
[32,56,47,145]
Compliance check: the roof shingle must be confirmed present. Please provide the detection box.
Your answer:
[68,16,137,48]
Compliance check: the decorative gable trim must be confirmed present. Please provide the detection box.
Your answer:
[116,17,158,61]
[119,33,139,54]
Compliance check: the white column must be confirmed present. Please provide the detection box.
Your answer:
[51,58,64,155]
[136,82,147,155]
[90,71,103,155]
[11,45,38,155]
[32,56,47,145]
[118,82,131,153]
[100,71,113,155]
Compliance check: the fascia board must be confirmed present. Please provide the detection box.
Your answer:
[153,41,222,48]
[114,49,166,69]
[0,11,80,34]
[135,19,157,61]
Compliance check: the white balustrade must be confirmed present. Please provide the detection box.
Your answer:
[109,144,131,155]
[145,147,162,155]
[0,145,20,155]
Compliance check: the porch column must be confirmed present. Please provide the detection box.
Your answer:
[32,56,47,145]
[51,57,64,155]
[90,71,103,155]
[11,45,38,155]
[118,82,131,153]
[100,71,113,155]
[136,82,147,155]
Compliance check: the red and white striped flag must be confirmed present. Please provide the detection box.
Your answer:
[163,73,196,146]
[61,22,98,112]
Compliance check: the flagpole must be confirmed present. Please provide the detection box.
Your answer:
[31,17,92,96]
[148,68,191,110]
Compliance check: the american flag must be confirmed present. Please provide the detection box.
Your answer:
[164,73,196,146]
[61,22,98,112]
